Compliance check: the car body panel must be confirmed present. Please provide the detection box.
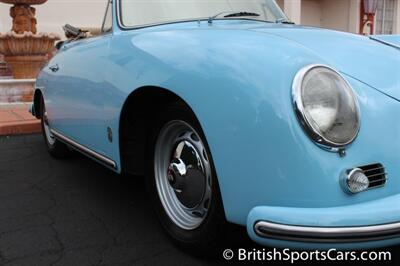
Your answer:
[43,35,112,155]
[36,20,400,225]
[34,0,400,248]
[251,27,400,101]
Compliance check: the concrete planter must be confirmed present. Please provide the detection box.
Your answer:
[0,31,59,78]
[0,0,59,79]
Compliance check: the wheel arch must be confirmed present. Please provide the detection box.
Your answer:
[32,88,43,119]
[118,86,204,176]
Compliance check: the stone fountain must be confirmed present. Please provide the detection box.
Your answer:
[0,0,60,79]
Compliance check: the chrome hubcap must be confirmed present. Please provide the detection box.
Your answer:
[155,120,212,230]
[43,109,55,146]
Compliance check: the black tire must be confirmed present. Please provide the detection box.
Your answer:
[146,103,227,256]
[40,96,72,158]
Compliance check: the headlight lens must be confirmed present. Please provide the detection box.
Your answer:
[293,65,360,148]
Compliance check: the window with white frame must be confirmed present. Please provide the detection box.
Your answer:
[375,0,396,34]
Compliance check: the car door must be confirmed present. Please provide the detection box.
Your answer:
[45,2,113,156]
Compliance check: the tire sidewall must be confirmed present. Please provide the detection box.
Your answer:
[40,96,56,150]
[146,103,226,251]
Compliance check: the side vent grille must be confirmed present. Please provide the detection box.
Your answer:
[359,163,387,189]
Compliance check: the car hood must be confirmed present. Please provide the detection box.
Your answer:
[250,26,400,101]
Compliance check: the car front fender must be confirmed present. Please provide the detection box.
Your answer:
[106,27,400,225]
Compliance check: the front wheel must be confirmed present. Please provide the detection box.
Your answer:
[147,103,226,255]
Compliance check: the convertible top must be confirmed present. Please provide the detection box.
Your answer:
[62,24,102,40]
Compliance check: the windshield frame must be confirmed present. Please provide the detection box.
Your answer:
[116,0,288,30]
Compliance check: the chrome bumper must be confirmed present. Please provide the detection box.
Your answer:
[254,220,400,243]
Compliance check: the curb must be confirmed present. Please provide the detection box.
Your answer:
[0,120,41,136]
[0,103,41,136]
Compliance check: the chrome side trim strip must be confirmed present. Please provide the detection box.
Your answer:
[50,129,117,169]
[254,220,400,243]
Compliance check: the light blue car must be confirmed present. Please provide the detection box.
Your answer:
[31,0,400,252]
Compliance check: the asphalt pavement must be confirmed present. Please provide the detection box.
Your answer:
[0,134,399,266]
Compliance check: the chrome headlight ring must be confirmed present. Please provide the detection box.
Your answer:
[292,64,360,152]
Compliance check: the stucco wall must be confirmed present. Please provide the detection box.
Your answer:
[320,0,351,32]
[395,0,400,33]
[301,0,322,27]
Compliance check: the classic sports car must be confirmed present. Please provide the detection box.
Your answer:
[31,0,400,252]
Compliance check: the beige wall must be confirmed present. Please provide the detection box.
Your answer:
[299,0,359,32]
[348,0,361,34]
[301,0,322,27]
[283,0,302,24]
[320,0,351,32]
[394,0,400,33]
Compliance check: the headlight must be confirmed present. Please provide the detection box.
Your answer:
[292,65,360,150]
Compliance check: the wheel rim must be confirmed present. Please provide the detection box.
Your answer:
[154,120,212,230]
[43,106,55,146]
